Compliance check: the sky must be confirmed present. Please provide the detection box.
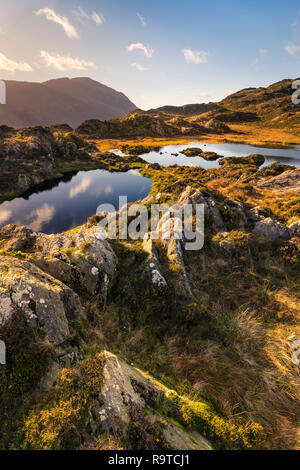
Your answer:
[1,0,300,109]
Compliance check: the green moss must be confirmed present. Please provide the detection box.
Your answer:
[164,390,264,450]
[190,436,200,446]
[0,312,51,414]
[212,230,250,249]
[64,225,82,234]
[168,417,185,430]
[5,353,106,450]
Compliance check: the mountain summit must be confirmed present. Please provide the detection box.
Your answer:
[0,77,137,128]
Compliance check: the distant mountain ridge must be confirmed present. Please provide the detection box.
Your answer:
[143,79,300,126]
[150,103,220,115]
[76,79,300,138]
[117,78,300,134]
[1,77,299,132]
[0,77,137,128]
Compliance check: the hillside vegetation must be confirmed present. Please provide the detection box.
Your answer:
[0,79,299,450]
[76,79,300,142]
[0,135,299,449]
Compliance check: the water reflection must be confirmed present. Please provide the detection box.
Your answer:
[1,141,299,235]
[0,169,152,234]
[139,141,300,169]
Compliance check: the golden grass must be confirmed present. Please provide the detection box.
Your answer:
[91,123,300,153]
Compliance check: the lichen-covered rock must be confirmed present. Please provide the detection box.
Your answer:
[288,220,300,238]
[205,196,225,229]
[212,231,251,259]
[256,168,300,192]
[252,217,290,240]
[0,256,83,344]
[247,205,271,222]
[142,234,167,288]
[158,213,192,296]
[0,223,117,299]
[97,351,212,450]
[178,186,224,229]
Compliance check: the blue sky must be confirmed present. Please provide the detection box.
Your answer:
[1,0,300,108]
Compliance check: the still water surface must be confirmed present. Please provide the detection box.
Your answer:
[1,141,299,234]
[137,141,300,169]
[0,169,152,234]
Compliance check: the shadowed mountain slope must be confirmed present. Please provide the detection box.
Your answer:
[0,77,136,128]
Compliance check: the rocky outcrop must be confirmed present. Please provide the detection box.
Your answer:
[178,186,225,230]
[288,220,300,238]
[0,128,94,198]
[252,217,290,240]
[212,231,251,260]
[0,223,116,300]
[50,123,73,133]
[76,114,178,138]
[247,205,271,222]
[0,256,83,345]
[142,234,167,288]
[205,119,231,133]
[0,220,117,395]
[158,209,193,296]
[97,351,212,450]
[254,161,295,180]
[256,168,300,192]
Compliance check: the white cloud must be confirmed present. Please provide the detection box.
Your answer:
[69,177,92,198]
[0,209,12,224]
[73,7,104,25]
[91,12,105,25]
[285,42,300,55]
[40,51,95,71]
[259,49,269,55]
[35,8,79,39]
[131,62,146,71]
[0,52,33,72]
[194,93,211,102]
[26,203,55,232]
[137,13,147,26]
[127,42,153,58]
[105,185,113,194]
[182,49,209,64]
